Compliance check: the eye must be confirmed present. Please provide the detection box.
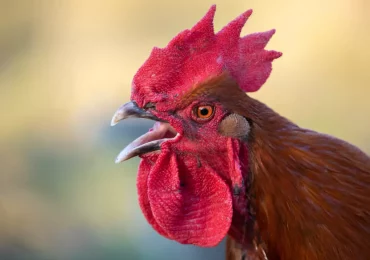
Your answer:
[195,105,214,120]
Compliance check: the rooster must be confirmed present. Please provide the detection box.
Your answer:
[111,5,370,260]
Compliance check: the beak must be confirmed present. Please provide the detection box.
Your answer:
[111,101,178,163]
[110,101,163,126]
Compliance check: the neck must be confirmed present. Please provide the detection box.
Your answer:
[239,96,370,260]
[227,96,298,258]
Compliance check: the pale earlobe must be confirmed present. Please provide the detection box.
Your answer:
[218,114,250,139]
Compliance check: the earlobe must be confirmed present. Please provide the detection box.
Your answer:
[218,113,250,139]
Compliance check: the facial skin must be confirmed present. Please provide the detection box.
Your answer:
[111,74,251,246]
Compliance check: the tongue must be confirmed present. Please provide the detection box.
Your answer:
[115,122,172,163]
[138,151,233,247]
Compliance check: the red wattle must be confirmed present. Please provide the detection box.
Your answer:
[137,157,169,237]
[138,151,233,247]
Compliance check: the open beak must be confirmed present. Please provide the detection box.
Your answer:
[111,101,178,163]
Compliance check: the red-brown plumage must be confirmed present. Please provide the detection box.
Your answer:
[210,78,370,259]
[111,5,370,260]
[249,105,370,259]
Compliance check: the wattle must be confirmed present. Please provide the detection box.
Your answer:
[137,150,233,247]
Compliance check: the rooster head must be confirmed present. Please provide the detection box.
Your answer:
[111,5,281,247]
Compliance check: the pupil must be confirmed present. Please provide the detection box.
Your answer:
[200,108,209,116]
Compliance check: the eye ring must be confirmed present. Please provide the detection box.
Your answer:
[194,105,215,121]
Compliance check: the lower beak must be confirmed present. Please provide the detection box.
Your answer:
[110,101,178,163]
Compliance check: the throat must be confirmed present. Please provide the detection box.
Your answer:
[224,139,267,256]
[228,166,267,255]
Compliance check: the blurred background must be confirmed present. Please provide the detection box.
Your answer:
[1,0,369,259]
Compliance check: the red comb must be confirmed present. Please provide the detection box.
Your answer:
[132,5,281,105]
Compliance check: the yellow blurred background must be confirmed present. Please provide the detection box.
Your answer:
[1,0,369,259]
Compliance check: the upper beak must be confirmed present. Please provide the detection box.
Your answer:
[110,101,178,163]
[110,101,163,126]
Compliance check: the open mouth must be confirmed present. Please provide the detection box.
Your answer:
[111,101,179,163]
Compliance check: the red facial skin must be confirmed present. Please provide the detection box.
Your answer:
[135,101,249,246]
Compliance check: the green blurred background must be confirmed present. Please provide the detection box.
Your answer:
[1,0,369,259]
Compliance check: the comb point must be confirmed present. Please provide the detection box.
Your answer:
[190,4,216,36]
[267,50,283,60]
[217,9,253,44]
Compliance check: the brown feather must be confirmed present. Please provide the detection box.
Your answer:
[242,97,370,259]
[226,236,245,260]
[249,109,370,260]
[184,73,370,260]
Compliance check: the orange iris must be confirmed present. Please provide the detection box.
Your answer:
[196,105,214,119]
